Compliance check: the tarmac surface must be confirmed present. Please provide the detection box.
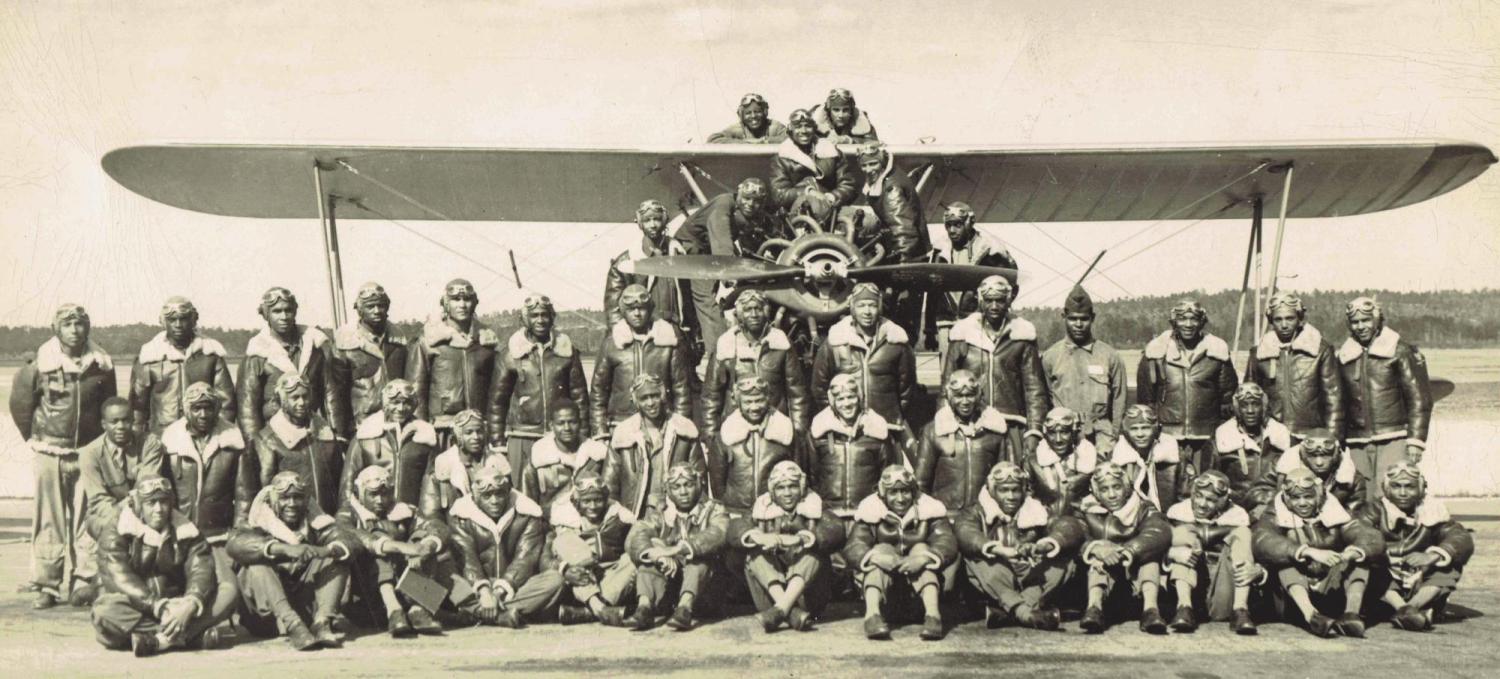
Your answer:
[0,499,1496,677]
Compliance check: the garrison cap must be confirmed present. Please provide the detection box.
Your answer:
[1063,286,1094,316]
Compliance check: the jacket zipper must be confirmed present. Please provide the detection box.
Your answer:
[1360,350,1375,435]
[537,349,549,433]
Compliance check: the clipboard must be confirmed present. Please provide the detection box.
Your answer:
[397,565,449,613]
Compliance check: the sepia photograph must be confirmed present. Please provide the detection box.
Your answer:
[0,1,1497,676]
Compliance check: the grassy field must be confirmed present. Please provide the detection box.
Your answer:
[0,349,1496,497]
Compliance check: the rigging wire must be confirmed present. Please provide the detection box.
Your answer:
[1013,161,1271,304]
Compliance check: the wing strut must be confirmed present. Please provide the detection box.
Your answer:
[678,163,709,205]
[1266,164,1296,300]
[313,162,348,327]
[1231,196,1264,361]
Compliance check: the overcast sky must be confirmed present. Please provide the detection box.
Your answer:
[1,1,1496,329]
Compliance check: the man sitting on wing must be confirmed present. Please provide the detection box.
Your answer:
[707,93,788,144]
[770,109,858,223]
[809,88,878,144]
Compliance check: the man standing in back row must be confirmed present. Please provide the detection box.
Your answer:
[1041,286,1128,452]
[1338,297,1431,503]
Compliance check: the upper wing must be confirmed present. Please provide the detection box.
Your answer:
[101,140,1493,223]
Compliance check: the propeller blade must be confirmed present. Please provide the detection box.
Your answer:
[617,255,798,282]
[847,263,1020,291]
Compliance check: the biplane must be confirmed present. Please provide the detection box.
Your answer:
[101,138,1494,357]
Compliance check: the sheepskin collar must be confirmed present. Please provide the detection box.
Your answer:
[862,151,896,198]
[812,105,874,137]
[267,411,335,449]
[854,493,947,525]
[1080,491,1144,526]
[827,316,908,350]
[1379,497,1451,530]
[333,321,400,356]
[937,230,1008,265]
[977,491,1050,530]
[346,494,413,525]
[549,495,634,530]
[246,485,334,545]
[776,137,841,174]
[420,317,498,350]
[449,492,542,538]
[1166,499,1249,527]
[508,329,573,359]
[610,412,697,450]
[810,407,888,440]
[626,235,685,261]
[1144,331,1229,363]
[1034,438,1098,473]
[932,405,1008,437]
[116,504,199,547]
[662,497,717,527]
[355,411,437,446]
[35,337,112,374]
[1110,434,1180,466]
[1273,493,1351,529]
[752,491,824,521]
[1256,324,1323,359]
[432,446,493,496]
[720,409,795,447]
[1214,418,1291,454]
[610,318,678,349]
[716,326,790,360]
[1275,446,1358,486]
[139,332,226,364]
[530,434,608,470]
[246,324,327,375]
[1338,327,1401,363]
[948,313,1036,352]
[161,419,244,464]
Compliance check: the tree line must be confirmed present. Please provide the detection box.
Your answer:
[0,288,1494,361]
